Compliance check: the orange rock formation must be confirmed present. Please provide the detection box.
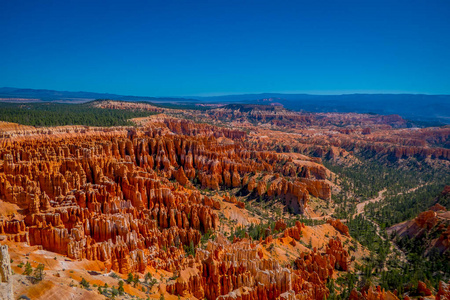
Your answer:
[0,117,345,299]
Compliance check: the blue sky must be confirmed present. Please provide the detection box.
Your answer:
[1,0,449,96]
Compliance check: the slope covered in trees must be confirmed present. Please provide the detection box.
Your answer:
[0,101,156,127]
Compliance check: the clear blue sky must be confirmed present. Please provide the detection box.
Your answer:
[1,0,450,96]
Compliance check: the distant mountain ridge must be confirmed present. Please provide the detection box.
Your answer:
[1,87,449,124]
[0,87,193,103]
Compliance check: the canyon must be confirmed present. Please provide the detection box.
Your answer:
[0,101,449,299]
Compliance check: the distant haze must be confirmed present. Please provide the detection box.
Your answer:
[1,87,449,125]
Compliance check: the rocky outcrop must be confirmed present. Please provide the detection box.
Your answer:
[275,219,287,232]
[283,221,304,241]
[327,219,350,237]
[0,245,13,300]
[240,120,450,163]
[430,203,447,212]
[166,233,346,300]
[0,124,229,274]
[417,280,432,296]
[436,280,450,300]
[295,237,348,281]
[349,286,400,300]
[0,118,335,276]
[415,210,438,230]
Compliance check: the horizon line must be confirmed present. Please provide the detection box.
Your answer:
[1,86,450,98]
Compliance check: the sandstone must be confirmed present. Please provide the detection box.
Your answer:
[415,211,438,230]
[0,245,13,300]
[2,110,438,299]
[417,280,432,296]
[327,219,350,237]
[436,281,450,300]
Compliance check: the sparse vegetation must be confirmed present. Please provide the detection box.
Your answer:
[32,264,45,283]
[22,262,32,276]
[80,277,90,289]
[183,240,196,257]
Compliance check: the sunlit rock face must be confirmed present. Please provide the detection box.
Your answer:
[166,224,349,300]
[0,117,331,280]
[1,103,449,299]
